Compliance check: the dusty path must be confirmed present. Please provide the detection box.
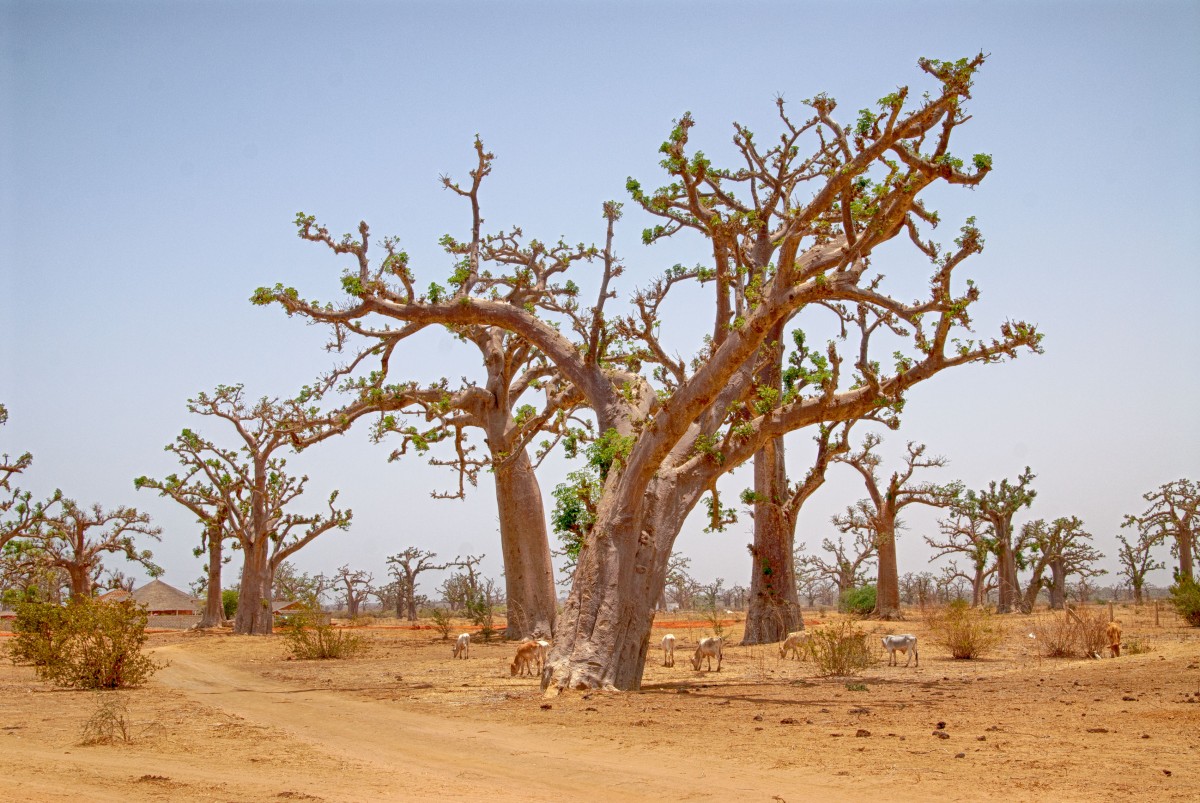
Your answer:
[151,643,851,801]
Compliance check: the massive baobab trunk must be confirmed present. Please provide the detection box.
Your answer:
[234,537,273,635]
[544,477,702,691]
[742,436,803,645]
[995,524,1022,614]
[492,450,557,639]
[874,524,902,620]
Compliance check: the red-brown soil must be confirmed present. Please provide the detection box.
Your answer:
[2,604,1197,801]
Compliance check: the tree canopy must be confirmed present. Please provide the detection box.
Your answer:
[255,55,1043,689]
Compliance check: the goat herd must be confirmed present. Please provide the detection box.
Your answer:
[445,629,928,678]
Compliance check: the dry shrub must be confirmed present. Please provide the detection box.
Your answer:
[283,614,369,660]
[1032,607,1109,658]
[1124,637,1150,655]
[808,619,871,676]
[925,600,1006,659]
[78,695,132,745]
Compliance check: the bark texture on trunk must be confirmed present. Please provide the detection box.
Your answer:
[234,539,273,634]
[1048,556,1066,610]
[742,437,803,645]
[971,568,986,608]
[873,525,902,620]
[543,478,699,691]
[494,449,557,639]
[995,523,1022,613]
[199,528,225,628]
[65,565,91,600]
[1177,530,1195,583]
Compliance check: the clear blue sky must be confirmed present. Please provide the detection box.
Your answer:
[3,1,1198,599]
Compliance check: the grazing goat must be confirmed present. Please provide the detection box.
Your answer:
[882,634,919,667]
[779,631,810,660]
[661,634,676,667]
[1106,621,1122,658]
[453,632,470,659]
[690,637,724,672]
[535,639,551,672]
[510,641,540,677]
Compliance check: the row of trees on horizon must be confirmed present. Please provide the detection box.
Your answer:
[2,398,1194,624]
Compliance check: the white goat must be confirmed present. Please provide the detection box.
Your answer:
[690,636,724,672]
[882,634,919,667]
[661,633,676,667]
[535,639,551,672]
[779,631,810,660]
[452,632,470,659]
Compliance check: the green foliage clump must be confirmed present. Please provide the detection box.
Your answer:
[1168,579,1200,626]
[465,589,498,642]
[283,614,368,660]
[589,428,636,481]
[839,584,876,615]
[925,600,1006,659]
[807,619,872,676]
[221,589,238,620]
[11,598,161,689]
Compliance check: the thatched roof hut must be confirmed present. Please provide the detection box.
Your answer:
[130,579,201,615]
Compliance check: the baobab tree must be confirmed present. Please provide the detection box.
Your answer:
[256,55,1041,689]
[832,434,959,619]
[1,404,37,552]
[1019,517,1105,610]
[135,458,243,627]
[740,420,854,643]
[1116,531,1164,605]
[151,386,352,634]
[926,509,996,607]
[954,468,1036,613]
[333,565,373,619]
[282,148,598,639]
[1123,479,1198,583]
[29,498,161,599]
[798,529,878,598]
[386,547,450,622]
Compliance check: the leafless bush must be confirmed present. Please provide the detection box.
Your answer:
[925,600,1006,659]
[1032,607,1109,658]
[78,695,132,745]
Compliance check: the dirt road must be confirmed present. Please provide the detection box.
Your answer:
[150,642,849,801]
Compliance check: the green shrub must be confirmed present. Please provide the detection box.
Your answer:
[428,608,453,640]
[839,584,876,616]
[10,599,70,667]
[1168,579,1200,626]
[926,600,1006,659]
[283,614,368,660]
[11,598,161,689]
[221,589,238,620]
[808,619,872,676]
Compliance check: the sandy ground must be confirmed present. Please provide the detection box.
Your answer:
[2,605,1198,802]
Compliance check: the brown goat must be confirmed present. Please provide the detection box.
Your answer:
[1106,621,1122,658]
[510,641,540,677]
